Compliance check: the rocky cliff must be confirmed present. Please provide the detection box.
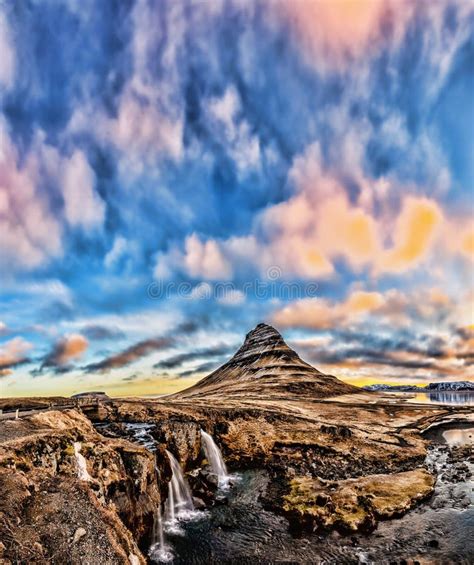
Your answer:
[0,410,162,564]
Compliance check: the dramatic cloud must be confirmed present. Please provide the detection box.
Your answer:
[278,0,389,64]
[377,197,442,274]
[206,87,261,176]
[84,337,174,373]
[0,10,15,88]
[41,334,88,371]
[179,361,219,378]
[291,324,474,382]
[152,142,458,282]
[81,325,126,341]
[273,287,455,331]
[183,234,233,281]
[154,343,233,370]
[0,122,62,269]
[1,0,473,393]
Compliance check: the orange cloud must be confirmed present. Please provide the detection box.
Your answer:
[279,0,385,62]
[377,197,442,273]
[153,143,461,283]
[272,284,458,331]
[316,196,380,268]
[43,334,88,368]
[461,227,474,260]
[273,289,387,330]
[345,290,384,313]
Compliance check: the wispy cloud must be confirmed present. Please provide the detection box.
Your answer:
[154,343,234,370]
[84,337,174,373]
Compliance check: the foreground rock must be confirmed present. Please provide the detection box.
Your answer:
[88,393,471,537]
[282,468,435,533]
[0,410,162,564]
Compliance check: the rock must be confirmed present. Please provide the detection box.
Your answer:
[32,541,44,554]
[281,469,435,534]
[428,539,439,549]
[72,527,87,544]
[193,496,206,509]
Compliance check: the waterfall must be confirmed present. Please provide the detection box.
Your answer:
[165,450,194,522]
[167,481,175,522]
[73,442,91,481]
[149,506,173,563]
[200,430,230,488]
[153,507,165,549]
[15,409,19,419]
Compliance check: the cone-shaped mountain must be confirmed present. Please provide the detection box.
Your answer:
[174,323,358,400]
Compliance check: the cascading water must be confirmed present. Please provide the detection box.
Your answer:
[73,442,91,481]
[200,430,231,489]
[149,506,173,563]
[151,450,207,561]
[167,481,175,522]
[165,450,195,524]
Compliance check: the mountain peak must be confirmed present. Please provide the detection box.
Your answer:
[245,322,285,342]
[174,323,358,400]
[233,322,291,362]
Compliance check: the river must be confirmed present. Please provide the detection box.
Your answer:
[162,426,474,564]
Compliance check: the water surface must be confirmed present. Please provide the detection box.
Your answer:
[400,391,474,406]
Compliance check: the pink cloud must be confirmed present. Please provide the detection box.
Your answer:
[0,337,33,374]
[275,0,409,68]
[0,122,62,269]
[184,234,233,280]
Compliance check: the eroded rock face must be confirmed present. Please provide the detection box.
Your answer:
[0,410,161,564]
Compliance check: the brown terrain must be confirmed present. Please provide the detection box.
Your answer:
[0,323,472,563]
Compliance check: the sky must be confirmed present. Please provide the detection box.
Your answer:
[0,0,473,398]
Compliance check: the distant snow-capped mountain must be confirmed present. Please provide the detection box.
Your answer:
[364,381,474,392]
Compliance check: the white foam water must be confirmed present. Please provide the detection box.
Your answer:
[164,450,205,534]
[149,507,174,563]
[200,429,232,489]
[73,442,91,481]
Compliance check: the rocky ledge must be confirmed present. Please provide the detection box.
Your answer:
[82,392,471,538]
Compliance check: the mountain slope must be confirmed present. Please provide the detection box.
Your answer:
[174,323,358,400]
